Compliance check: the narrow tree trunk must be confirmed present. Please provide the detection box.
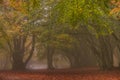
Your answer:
[47,46,54,69]
[73,51,80,68]
[24,34,35,65]
[66,53,75,68]
[99,36,113,70]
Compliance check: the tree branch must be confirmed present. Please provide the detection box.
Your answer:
[24,34,35,65]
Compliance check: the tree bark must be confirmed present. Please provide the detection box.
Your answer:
[12,53,25,70]
[47,46,54,69]
[12,34,35,70]
[12,36,26,70]
[99,36,113,70]
[24,34,35,65]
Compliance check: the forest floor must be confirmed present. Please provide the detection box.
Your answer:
[0,69,120,80]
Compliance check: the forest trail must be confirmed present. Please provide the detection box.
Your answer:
[0,69,120,80]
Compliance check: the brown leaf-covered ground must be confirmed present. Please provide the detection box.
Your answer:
[0,69,120,80]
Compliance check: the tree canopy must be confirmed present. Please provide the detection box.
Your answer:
[0,0,120,70]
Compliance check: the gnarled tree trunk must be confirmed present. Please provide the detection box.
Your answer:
[12,34,35,70]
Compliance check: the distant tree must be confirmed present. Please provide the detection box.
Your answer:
[50,0,119,69]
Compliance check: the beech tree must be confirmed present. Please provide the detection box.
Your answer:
[0,0,120,70]
[0,0,41,70]
[50,0,120,69]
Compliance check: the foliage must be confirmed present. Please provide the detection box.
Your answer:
[52,0,113,36]
[110,0,120,20]
[0,0,43,70]
[0,0,120,69]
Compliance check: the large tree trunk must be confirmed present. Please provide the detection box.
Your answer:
[12,36,25,70]
[12,52,25,70]
[12,34,35,70]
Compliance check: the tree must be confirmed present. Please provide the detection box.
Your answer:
[50,0,119,69]
[0,0,119,70]
[0,0,41,70]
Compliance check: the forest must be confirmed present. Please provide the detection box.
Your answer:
[0,0,120,78]
[0,0,120,80]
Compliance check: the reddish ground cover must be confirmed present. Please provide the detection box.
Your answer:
[0,69,120,80]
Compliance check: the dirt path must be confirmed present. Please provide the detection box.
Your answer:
[0,70,120,80]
